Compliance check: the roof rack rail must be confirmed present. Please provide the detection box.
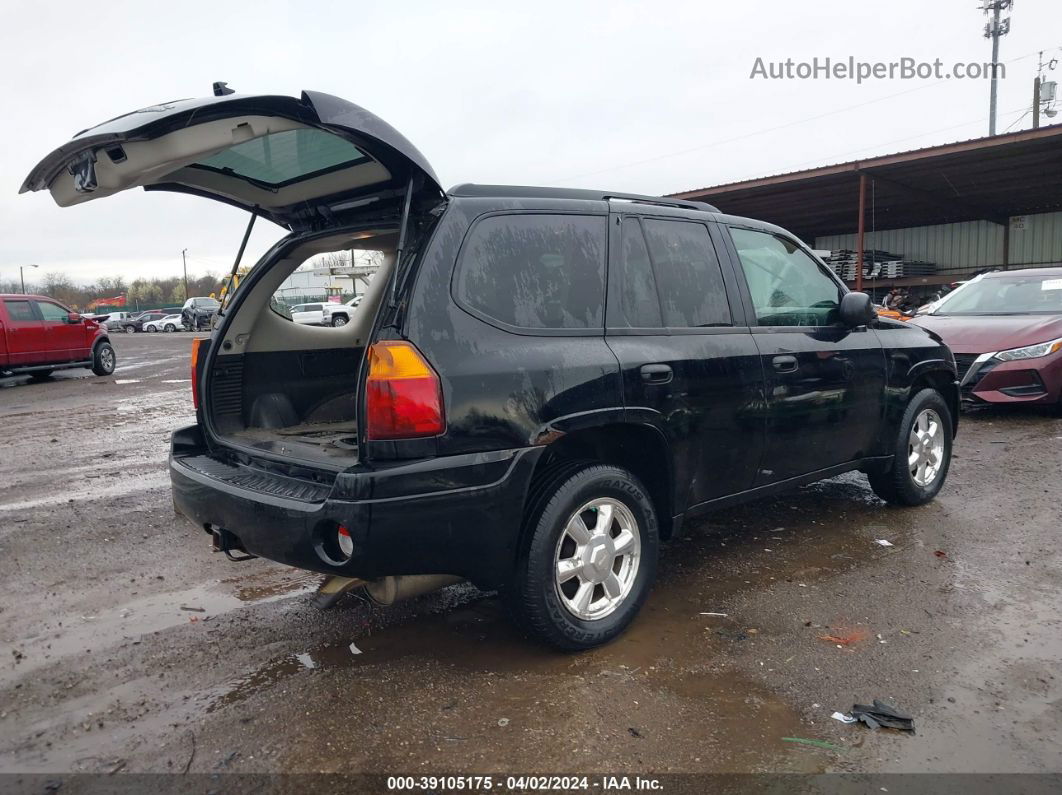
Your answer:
[447,184,720,213]
[603,193,719,212]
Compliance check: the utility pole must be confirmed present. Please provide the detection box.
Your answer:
[1032,50,1059,129]
[182,248,189,302]
[982,0,1012,136]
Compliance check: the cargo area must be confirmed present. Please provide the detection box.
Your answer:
[207,228,399,469]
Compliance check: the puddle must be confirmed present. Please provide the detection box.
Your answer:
[221,569,322,602]
[0,572,317,685]
[0,471,170,513]
[208,477,890,743]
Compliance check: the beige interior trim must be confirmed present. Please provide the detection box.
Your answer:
[216,230,398,356]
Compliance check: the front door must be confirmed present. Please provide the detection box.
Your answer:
[34,299,87,362]
[605,210,766,514]
[722,226,886,484]
[2,298,46,365]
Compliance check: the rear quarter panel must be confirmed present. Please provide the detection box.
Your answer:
[402,197,624,458]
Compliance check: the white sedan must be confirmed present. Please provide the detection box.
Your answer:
[290,303,326,325]
[143,314,183,332]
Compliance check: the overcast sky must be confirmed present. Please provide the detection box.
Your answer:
[1,0,1059,285]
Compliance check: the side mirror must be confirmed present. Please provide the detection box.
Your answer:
[839,291,876,327]
[67,312,82,323]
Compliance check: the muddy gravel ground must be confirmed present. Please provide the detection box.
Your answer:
[1,333,1060,780]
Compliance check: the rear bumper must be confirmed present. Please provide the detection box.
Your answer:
[962,350,1062,406]
[170,424,541,588]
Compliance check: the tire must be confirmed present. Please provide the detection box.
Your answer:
[331,315,348,327]
[867,388,953,506]
[147,326,157,333]
[164,324,176,332]
[91,342,116,376]
[124,325,135,334]
[506,464,659,650]
[29,370,54,381]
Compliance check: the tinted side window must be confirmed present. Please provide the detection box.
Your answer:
[614,218,663,328]
[4,300,36,322]
[36,301,69,322]
[730,227,841,327]
[642,219,731,327]
[456,214,606,330]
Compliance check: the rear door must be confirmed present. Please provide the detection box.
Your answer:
[722,225,887,483]
[605,208,766,511]
[34,299,87,361]
[2,298,47,365]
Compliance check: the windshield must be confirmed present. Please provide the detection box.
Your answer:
[933,273,1062,316]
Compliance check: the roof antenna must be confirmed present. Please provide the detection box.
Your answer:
[213,81,235,96]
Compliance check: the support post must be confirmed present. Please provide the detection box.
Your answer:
[856,173,867,292]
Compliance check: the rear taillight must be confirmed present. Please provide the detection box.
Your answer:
[364,341,444,440]
[190,337,204,411]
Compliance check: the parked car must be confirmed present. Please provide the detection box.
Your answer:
[289,303,326,325]
[0,294,115,379]
[321,296,362,327]
[181,297,220,331]
[143,314,184,333]
[21,88,959,650]
[908,268,1062,408]
[120,310,179,333]
[98,311,132,331]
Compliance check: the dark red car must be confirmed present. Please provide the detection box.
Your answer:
[909,268,1062,407]
[0,294,116,379]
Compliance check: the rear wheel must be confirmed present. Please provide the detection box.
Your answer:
[506,464,658,650]
[164,323,176,332]
[147,325,157,333]
[91,342,116,376]
[867,388,952,506]
[124,325,135,334]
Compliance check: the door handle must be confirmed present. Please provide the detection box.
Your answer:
[640,363,673,384]
[772,355,798,373]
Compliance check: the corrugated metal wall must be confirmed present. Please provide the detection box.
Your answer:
[1008,211,1062,266]
[814,211,1062,272]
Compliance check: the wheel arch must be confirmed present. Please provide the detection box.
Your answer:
[526,422,675,540]
[909,362,959,434]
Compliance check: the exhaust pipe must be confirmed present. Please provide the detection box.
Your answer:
[364,574,464,606]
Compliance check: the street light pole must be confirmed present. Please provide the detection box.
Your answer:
[20,264,38,294]
[182,248,189,302]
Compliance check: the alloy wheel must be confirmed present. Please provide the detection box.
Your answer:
[909,408,944,487]
[553,498,641,621]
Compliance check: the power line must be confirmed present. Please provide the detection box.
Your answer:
[767,105,1029,177]
[550,46,1052,184]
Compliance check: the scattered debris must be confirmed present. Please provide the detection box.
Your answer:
[875,539,894,547]
[349,642,362,655]
[831,711,857,724]
[850,699,915,733]
[781,737,845,752]
[497,718,510,727]
[179,606,206,613]
[628,727,643,738]
[934,550,947,558]
[818,627,869,646]
[699,612,728,617]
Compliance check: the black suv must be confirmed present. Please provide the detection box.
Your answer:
[24,89,958,650]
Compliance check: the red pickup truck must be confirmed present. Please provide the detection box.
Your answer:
[0,294,116,379]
